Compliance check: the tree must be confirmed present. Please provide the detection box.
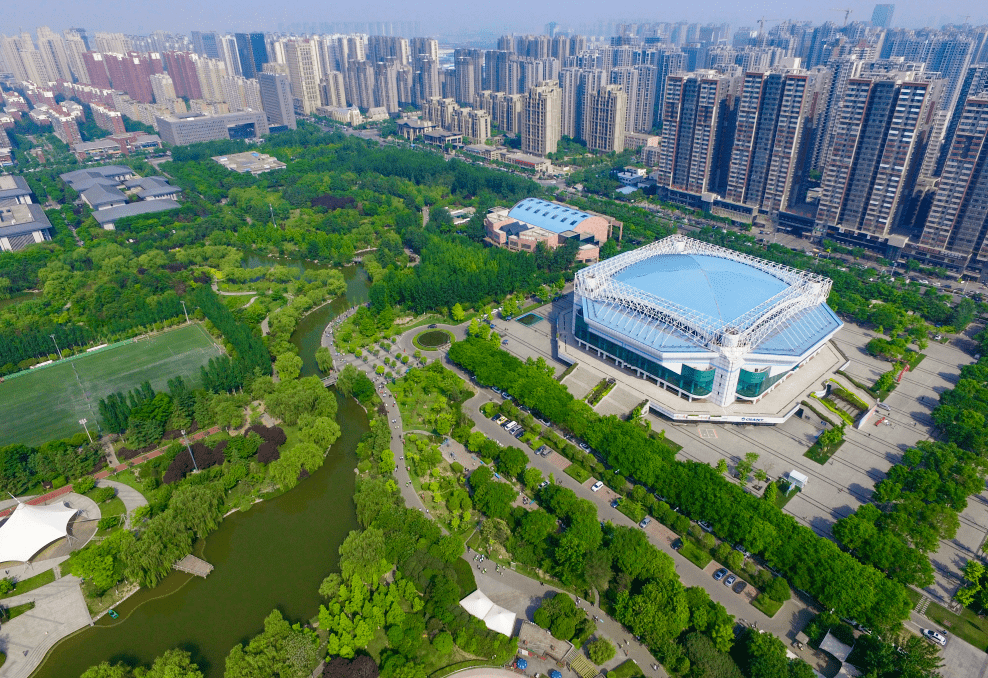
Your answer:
[586,637,616,664]
[275,353,304,381]
[715,459,728,475]
[338,528,389,583]
[480,517,510,548]
[433,631,455,656]
[142,650,204,678]
[451,303,465,322]
[522,466,544,489]
[225,609,318,678]
[315,346,334,374]
[81,663,133,678]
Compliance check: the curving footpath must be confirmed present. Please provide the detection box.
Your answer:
[96,479,147,529]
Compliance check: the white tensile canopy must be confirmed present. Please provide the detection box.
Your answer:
[459,590,517,637]
[0,502,77,563]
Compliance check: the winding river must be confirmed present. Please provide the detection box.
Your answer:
[32,261,370,678]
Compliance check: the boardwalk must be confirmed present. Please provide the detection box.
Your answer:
[173,555,214,577]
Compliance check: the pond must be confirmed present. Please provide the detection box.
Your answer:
[516,313,544,326]
[0,290,41,311]
[33,258,372,678]
[33,396,365,678]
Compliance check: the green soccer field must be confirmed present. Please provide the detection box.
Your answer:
[0,323,223,448]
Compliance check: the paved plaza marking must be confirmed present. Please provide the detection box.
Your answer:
[698,427,718,439]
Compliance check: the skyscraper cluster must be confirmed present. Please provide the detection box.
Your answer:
[6,7,988,273]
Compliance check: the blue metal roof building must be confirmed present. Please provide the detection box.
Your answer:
[507,198,594,234]
[573,235,842,408]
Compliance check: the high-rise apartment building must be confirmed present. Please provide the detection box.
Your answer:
[918,95,988,267]
[656,71,738,195]
[917,95,988,253]
[284,39,322,115]
[222,75,262,112]
[522,82,562,156]
[815,76,936,239]
[162,52,203,100]
[320,72,347,108]
[936,65,988,176]
[584,84,627,152]
[195,58,228,103]
[724,72,814,213]
[149,73,177,103]
[102,52,162,103]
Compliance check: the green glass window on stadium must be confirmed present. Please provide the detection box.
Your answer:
[735,367,790,399]
[574,311,715,397]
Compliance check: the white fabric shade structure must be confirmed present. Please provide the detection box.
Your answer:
[459,589,517,637]
[0,502,77,563]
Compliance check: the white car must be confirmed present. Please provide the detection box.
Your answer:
[923,629,947,646]
[591,481,604,492]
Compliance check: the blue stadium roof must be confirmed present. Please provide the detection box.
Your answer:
[582,297,711,354]
[508,198,593,234]
[613,254,787,324]
[750,303,842,357]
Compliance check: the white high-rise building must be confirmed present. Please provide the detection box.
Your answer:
[285,39,322,115]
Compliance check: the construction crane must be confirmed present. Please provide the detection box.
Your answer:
[832,8,853,26]
[757,16,781,36]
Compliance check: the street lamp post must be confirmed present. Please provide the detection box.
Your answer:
[50,334,63,360]
[79,418,93,443]
[180,300,190,323]
[181,429,199,472]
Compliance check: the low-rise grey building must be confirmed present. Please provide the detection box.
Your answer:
[155,111,269,146]
[91,199,182,230]
[0,175,33,207]
[212,151,287,175]
[0,203,53,251]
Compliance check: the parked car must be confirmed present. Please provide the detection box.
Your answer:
[611,498,621,508]
[591,481,604,492]
[732,580,748,594]
[724,574,737,587]
[428,324,438,328]
[698,521,713,533]
[639,516,652,529]
[713,568,728,581]
[734,544,752,558]
[877,402,891,411]
[923,629,947,646]
[579,443,590,450]
[538,481,549,490]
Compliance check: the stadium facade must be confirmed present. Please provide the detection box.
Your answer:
[572,235,842,408]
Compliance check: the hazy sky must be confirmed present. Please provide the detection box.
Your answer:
[1,0,984,37]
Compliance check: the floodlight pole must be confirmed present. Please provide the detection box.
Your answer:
[181,300,189,323]
[79,418,93,443]
[50,334,63,359]
[181,429,199,471]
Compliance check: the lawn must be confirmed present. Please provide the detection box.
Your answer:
[752,595,783,617]
[679,540,712,568]
[804,439,844,465]
[564,464,592,483]
[910,590,988,650]
[0,323,222,447]
[1,569,55,599]
[609,660,643,678]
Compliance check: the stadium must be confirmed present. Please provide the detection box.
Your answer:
[572,235,842,411]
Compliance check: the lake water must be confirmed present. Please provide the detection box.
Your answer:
[32,259,371,678]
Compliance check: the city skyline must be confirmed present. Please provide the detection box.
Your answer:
[2,2,987,37]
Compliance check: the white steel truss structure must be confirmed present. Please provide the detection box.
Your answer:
[575,235,833,351]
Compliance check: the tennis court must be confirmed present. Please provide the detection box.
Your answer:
[0,323,223,447]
